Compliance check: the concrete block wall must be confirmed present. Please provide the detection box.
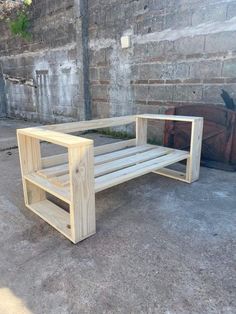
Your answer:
[0,0,86,122]
[88,0,236,121]
[1,0,236,127]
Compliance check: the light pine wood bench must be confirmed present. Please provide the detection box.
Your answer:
[17,114,203,243]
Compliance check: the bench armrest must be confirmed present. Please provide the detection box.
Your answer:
[17,127,93,148]
[136,114,204,183]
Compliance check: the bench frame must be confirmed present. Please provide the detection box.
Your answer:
[17,114,203,243]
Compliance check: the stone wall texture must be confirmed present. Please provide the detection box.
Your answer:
[0,0,86,122]
[1,0,236,123]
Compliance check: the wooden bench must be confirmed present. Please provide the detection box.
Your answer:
[17,114,203,243]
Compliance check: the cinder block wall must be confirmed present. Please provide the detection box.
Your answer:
[88,0,236,119]
[0,0,86,122]
[1,0,236,125]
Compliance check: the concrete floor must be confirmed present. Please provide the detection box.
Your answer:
[0,118,235,314]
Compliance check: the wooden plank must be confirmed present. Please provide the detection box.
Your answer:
[24,173,71,204]
[38,144,151,179]
[50,174,70,187]
[38,163,69,179]
[27,200,71,241]
[136,117,147,146]
[95,150,190,192]
[137,114,202,122]
[153,168,188,182]
[42,153,68,168]
[186,118,203,182]
[17,133,45,205]
[95,147,171,177]
[94,139,136,156]
[50,146,170,186]
[40,115,136,133]
[95,144,154,165]
[41,139,136,168]
[17,128,93,148]
[68,144,96,244]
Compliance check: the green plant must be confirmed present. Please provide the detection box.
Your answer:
[98,129,135,140]
[3,0,32,39]
[9,11,30,39]
[23,0,32,5]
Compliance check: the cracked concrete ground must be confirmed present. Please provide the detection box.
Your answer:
[0,118,235,314]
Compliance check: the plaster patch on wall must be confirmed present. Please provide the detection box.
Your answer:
[5,81,38,118]
[4,75,35,88]
[89,17,236,52]
[33,58,79,121]
[0,43,77,61]
[133,16,236,44]
[109,43,134,118]
[89,38,116,51]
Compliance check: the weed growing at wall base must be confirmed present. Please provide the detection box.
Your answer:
[9,12,30,40]
[0,0,32,40]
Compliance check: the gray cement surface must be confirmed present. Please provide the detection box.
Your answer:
[0,119,235,314]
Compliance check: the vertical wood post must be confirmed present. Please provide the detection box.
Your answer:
[136,117,147,146]
[17,132,45,205]
[68,142,96,243]
[186,118,203,183]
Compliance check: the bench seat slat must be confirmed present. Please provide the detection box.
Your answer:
[38,144,156,179]
[94,144,155,165]
[48,148,189,189]
[50,146,171,186]
[95,147,171,177]
[95,150,189,193]
[41,139,136,168]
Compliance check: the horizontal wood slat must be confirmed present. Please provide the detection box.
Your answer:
[41,139,136,168]
[94,144,154,165]
[17,128,93,148]
[38,145,189,188]
[95,147,171,177]
[153,168,187,182]
[95,150,189,193]
[137,114,202,122]
[38,144,155,179]
[40,116,136,133]
[25,173,70,203]
[51,146,171,186]
[27,200,71,240]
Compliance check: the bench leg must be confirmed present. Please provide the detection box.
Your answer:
[186,118,203,183]
[17,133,46,205]
[136,117,147,146]
[68,144,96,244]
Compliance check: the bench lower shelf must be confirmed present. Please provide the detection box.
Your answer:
[27,199,71,240]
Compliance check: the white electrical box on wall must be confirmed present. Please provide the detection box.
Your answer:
[121,35,131,49]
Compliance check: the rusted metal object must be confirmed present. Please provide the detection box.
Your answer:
[164,105,236,171]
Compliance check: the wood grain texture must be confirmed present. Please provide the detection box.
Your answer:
[95,150,189,192]
[42,139,136,168]
[27,200,71,240]
[153,168,187,182]
[186,118,204,182]
[24,173,70,203]
[136,117,147,146]
[39,115,136,133]
[17,133,45,205]
[41,139,136,168]
[137,114,202,122]
[18,128,93,148]
[68,144,96,243]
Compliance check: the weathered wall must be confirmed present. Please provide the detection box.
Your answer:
[0,0,87,122]
[88,0,236,121]
[1,0,236,126]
